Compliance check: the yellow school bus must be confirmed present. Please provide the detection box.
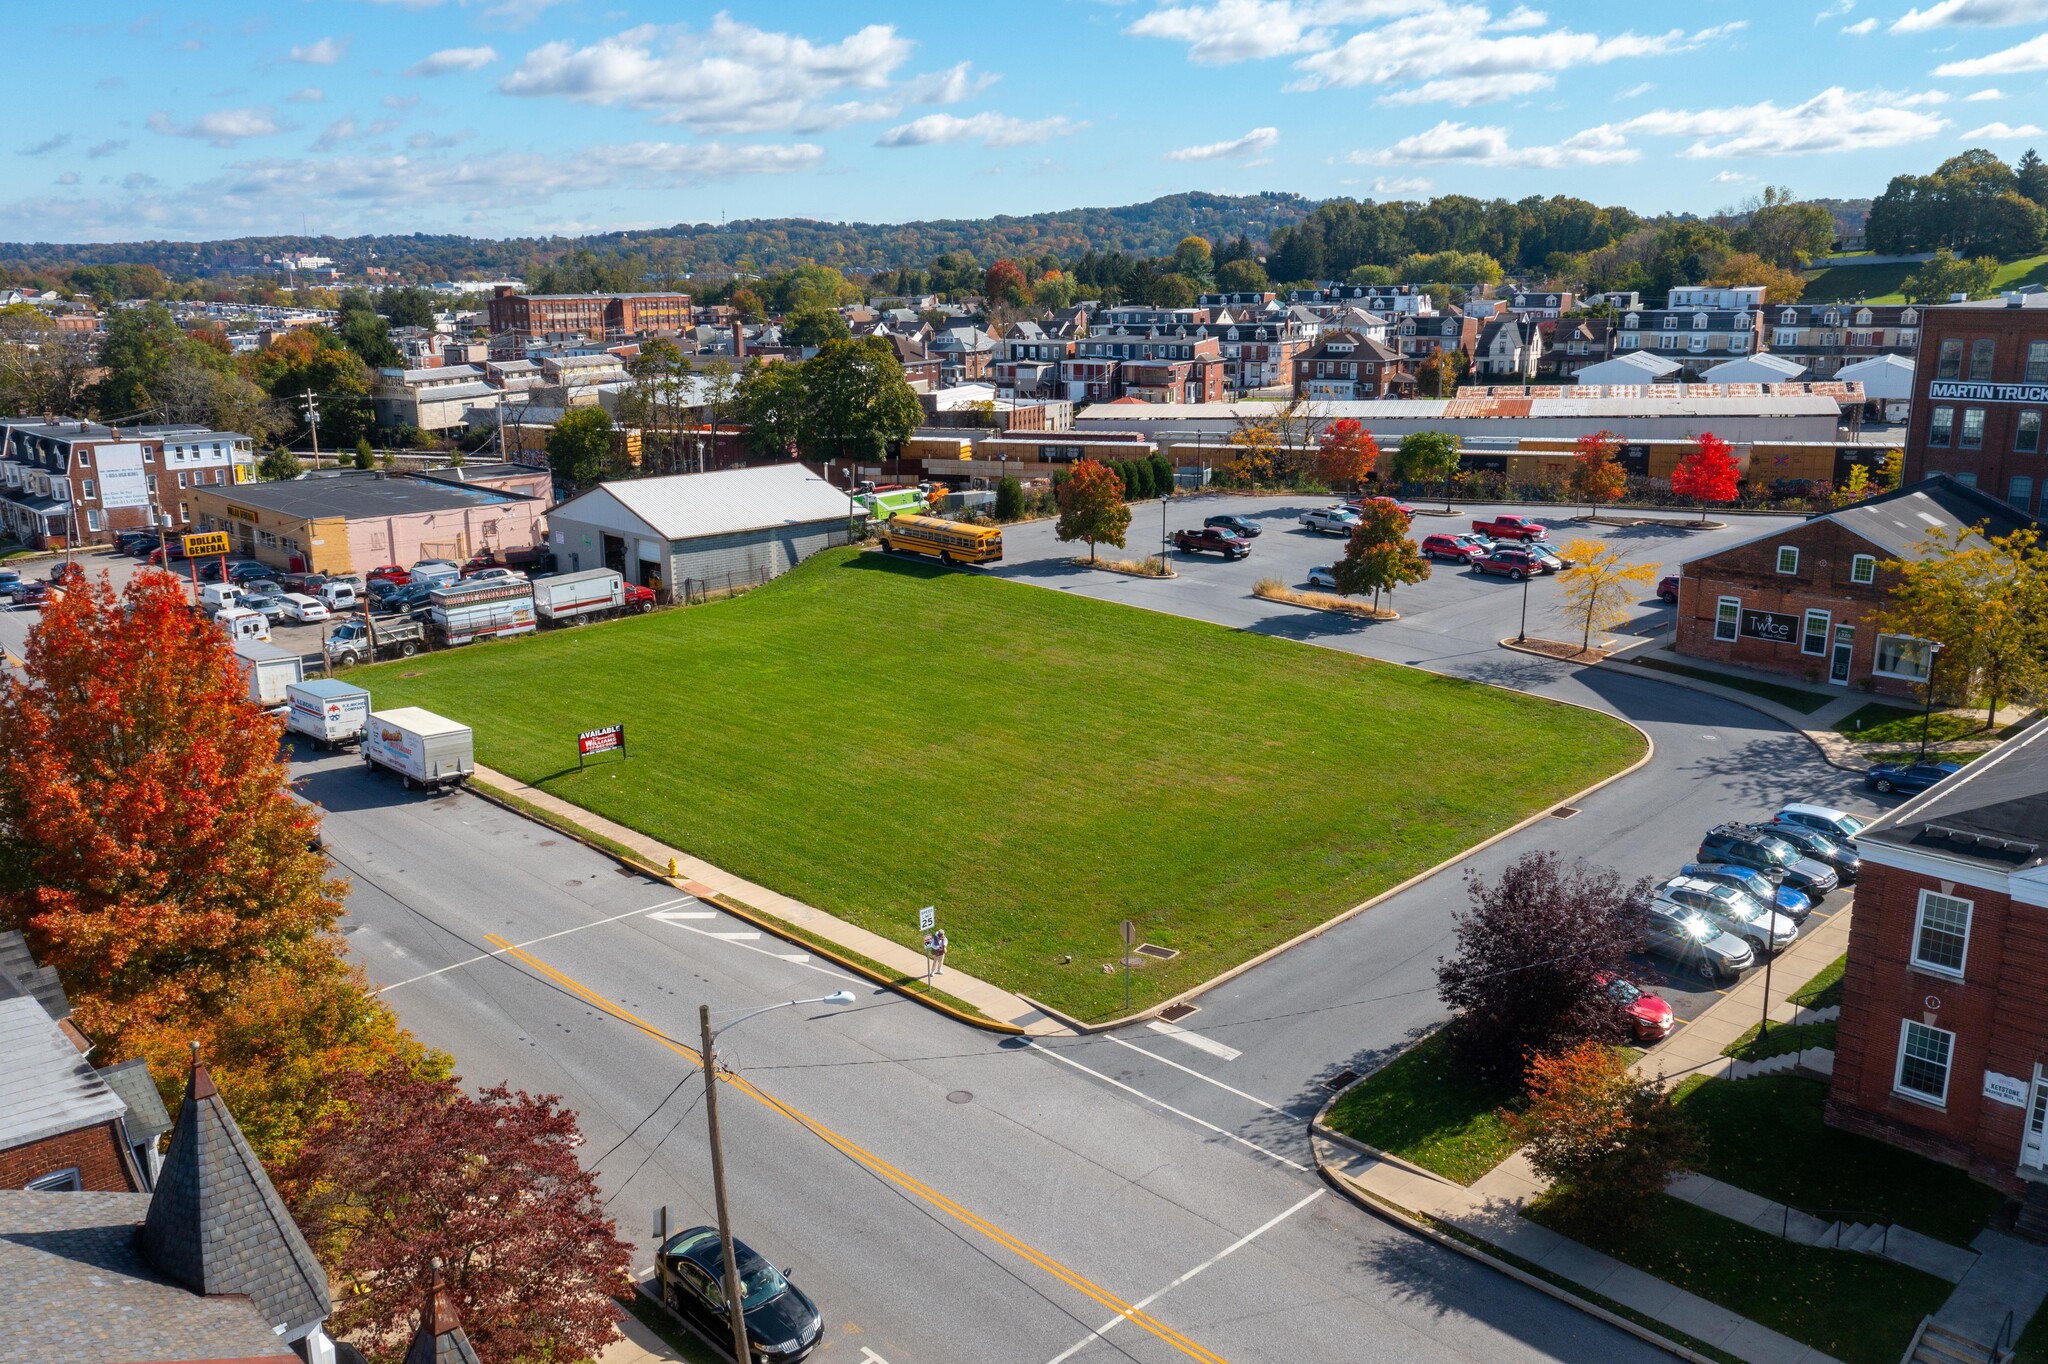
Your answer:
[876,514,1003,566]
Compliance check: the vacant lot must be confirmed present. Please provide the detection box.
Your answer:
[359,549,1643,1019]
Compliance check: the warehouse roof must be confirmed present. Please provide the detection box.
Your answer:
[556,463,853,541]
[206,471,530,519]
[1075,394,1845,422]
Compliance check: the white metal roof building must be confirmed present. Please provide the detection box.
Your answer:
[547,463,857,599]
[1572,352,1683,385]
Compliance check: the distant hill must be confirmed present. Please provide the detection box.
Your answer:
[0,192,1318,283]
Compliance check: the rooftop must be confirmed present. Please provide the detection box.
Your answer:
[204,471,530,520]
[561,462,854,540]
[0,973,129,1152]
[1860,719,2048,875]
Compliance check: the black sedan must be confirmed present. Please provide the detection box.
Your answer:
[656,1226,822,1361]
[1866,760,1963,796]
[1759,819,1861,884]
[1204,513,1262,538]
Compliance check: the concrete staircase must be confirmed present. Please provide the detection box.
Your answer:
[2015,1183,2048,1246]
[1904,1318,1998,1364]
[1729,1046,1835,1081]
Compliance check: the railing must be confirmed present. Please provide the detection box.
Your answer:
[1778,1202,1892,1257]
[1993,1308,2015,1361]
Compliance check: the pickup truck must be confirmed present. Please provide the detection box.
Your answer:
[325,617,426,668]
[1299,507,1360,536]
[1171,526,1250,559]
[1471,514,1548,541]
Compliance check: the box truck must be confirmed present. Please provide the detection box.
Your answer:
[428,579,536,646]
[531,568,656,625]
[216,606,271,643]
[233,639,304,712]
[361,707,474,790]
[285,679,371,749]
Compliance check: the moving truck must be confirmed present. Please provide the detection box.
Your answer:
[285,678,371,749]
[532,568,656,624]
[233,639,304,712]
[361,706,474,790]
[428,579,536,646]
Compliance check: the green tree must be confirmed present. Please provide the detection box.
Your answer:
[1391,430,1461,497]
[1875,525,2048,723]
[1330,499,1429,612]
[1054,458,1130,562]
[619,337,693,474]
[1172,236,1215,288]
[250,328,374,448]
[1901,248,2001,302]
[1215,258,1270,293]
[1150,273,1199,309]
[93,303,197,416]
[546,407,616,488]
[735,359,808,459]
[379,285,439,330]
[354,436,374,470]
[782,306,850,348]
[259,446,303,481]
[800,337,923,464]
[2021,148,2048,208]
[995,475,1024,521]
[1730,187,1836,267]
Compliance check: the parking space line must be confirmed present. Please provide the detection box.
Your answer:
[375,896,694,992]
[1025,1041,1306,1172]
[1103,1037,1282,1114]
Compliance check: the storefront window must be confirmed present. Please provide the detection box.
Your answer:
[1873,633,1933,681]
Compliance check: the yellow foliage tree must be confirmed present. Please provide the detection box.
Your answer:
[1555,538,1660,654]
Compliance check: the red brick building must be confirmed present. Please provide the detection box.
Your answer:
[488,286,692,341]
[1292,330,1412,400]
[1673,475,2039,698]
[1901,292,2048,517]
[1828,720,2048,1207]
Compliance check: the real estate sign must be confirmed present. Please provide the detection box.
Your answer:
[97,443,149,511]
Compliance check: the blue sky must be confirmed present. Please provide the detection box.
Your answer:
[6,1,2048,244]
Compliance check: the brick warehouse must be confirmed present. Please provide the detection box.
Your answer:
[1902,289,2048,516]
[1827,720,2048,1203]
[1673,475,2040,698]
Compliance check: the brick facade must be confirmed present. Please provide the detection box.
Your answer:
[1901,298,2048,516]
[0,1119,143,1192]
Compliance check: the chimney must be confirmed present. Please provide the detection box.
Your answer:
[732,319,745,360]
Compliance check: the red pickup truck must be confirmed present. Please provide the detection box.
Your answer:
[1471,514,1548,542]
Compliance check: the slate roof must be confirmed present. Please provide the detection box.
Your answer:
[402,1264,483,1364]
[0,1191,296,1363]
[141,1053,333,1334]
[99,1056,174,1148]
[0,974,129,1151]
[1859,718,2048,873]
[0,929,70,1021]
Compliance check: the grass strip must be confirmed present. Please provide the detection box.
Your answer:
[1322,1030,1522,1185]
[1630,656,1834,714]
[1524,1191,1948,1364]
[1834,702,1991,745]
[620,1286,725,1364]
[1721,1018,1836,1062]
[1789,953,1845,1011]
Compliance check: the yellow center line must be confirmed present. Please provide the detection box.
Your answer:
[487,935,1233,1364]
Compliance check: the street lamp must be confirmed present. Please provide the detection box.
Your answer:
[696,991,856,1364]
[1517,569,1532,643]
[1918,641,1946,761]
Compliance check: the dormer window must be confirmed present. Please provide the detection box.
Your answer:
[1780,308,1797,324]
[1663,316,1679,330]
[1693,313,1710,329]
[1855,309,1872,326]
[1734,313,1750,327]
[1902,308,1919,324]
[1824,310,1841,327]
[1624,313,1639,328]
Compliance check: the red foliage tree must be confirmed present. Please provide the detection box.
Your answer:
[1315,418,1380,494]
[282,1066,633,1364]
[0,567,340,1048]
[1668,431,1741,522]
[982,259,1031,309]
[1568,428,1628,513]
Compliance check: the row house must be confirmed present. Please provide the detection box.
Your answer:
[0,420,255,548]
[927,326,998,385]
[1473,316,1541,381]
[1210,313,1315,390]
[1094,305,1215,330]
[1770,303,1922,378]
[1537,317,1618,380]
[993,323,1074,400]
[1197,291,1278,310]
[1291,331,1412,400]
[883,332,946,390]
[1066,333,1224,403]
[1288,283,1437,317]
[1506,290,1577,321]
[1615,307,1765,362]
[1396,309,1482,363]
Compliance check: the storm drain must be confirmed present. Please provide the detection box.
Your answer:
[1549,806,1581,819]
[1135,943,1180,961]
[1158,1003,1200,1023]
[1320,1068,1361,1092]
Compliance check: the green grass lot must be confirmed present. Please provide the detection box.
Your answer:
[1322,1031,1523,1185]
[1524,1191,1950,1364]
[1673,1075,2002,1247]
[1835,702,1997,745]
[1721,1017,1836,1062]
[1789,953,1845,1011]
[358,549,1644,1021]
[1801,252,2048,304]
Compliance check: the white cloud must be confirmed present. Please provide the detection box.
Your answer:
[1165,126,1280,160]
[287,36,349,65]
[86,139,125,159]
[312,118,358,153]
[408,46,499,76]
[1843,17,1879,32]
[1369,174,1433,195]
[288,86,325,103]
[1966,86,2006,98]
[876,112,1084,148]
[1618,87,1950,156]
[499,17,974,135]
[1814,0,1855,21]
[1127,0,1342,63]
[56,171,78,185]
[1378,72,1554,105]
[1894,0,2048,30]
[147,107,285,146]
[1292,8,1693,95]
[1933,32,2048,73]
[1614,81,1654,99]
[1712,169,1754,182]
[1496,6,1547,30]
[1961,120,2045,137]
[1348,118,1636,167]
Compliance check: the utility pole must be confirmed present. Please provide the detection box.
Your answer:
[698,1004,752,1364]
[300,390,322,466]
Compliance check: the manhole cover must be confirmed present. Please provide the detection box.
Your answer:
[1320,1069,1360,1092]
[1135,942,1179,961]
[1549,806,1581,819]
[1159,1003,1200,1023]
[947,1090,973,1104]
[563,879,583,887]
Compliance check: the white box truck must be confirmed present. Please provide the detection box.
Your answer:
[232,639,303,711]
[533,568,627,624]
[361,706,474,790]
[428,579,537,646]
[284,678,371,749]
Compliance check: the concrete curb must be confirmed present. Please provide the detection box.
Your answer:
[1499,637,1611,665]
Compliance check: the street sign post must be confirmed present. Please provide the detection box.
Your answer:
[577,724,626,769]
[1120,918,1137,1011]
[918,905,936,933]
[182,532,230,557]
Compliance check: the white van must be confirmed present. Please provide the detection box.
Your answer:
[199,582,244,614]
[215,606,272,643]
[319,580,359,612]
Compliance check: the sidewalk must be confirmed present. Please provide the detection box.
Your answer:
[472,764,1069,1037]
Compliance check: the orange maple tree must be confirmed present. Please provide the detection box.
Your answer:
[1668,431,1741,522]
[0,567,341,1048]
[1510,1041,1696,1233]
[1315,418,1381,494]
[1567,428,1628,512]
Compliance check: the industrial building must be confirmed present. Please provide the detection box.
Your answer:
[545,463,855,599]
[187,469,547,576]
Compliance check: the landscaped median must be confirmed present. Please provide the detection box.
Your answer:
[355,546,1644,1023]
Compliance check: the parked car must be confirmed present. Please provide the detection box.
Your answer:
[366,564,412,587]
[241,579,283,600]
[1697,824,1839,900]
[1172,526,1250,559]
[1471,514,1548,541]
[1471,546,1548,581]
[1307,564,1338,589]
[277,592,330,623]
[410,558,462,589]
[656,1226,823,1362]
[1653,875,1798,955]
[238,592,291,624]
[1203,513,1261,538]
[13,581,50,610]
[0,569,19,599]
[278,570,327,595]
[319,580,359,612]
[1758,819,1861,883]
[373,583,435,615]
[1420,533,1486,564]
[1518,542,1575,572]
[1679,863,1813,923]
[1344,496,1416,519]
[1595,972,1675,1042]
[1865,760,1961,796]
[1641,899,1755,983]
[1774,803,1869,846]
[198,558,261,584]
[1299,507,1360,536]
[462,566,528,584]
[1656,575,1680,603]
[227,561,276,585]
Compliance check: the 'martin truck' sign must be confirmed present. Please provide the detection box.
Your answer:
[1927,381,2048,405]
